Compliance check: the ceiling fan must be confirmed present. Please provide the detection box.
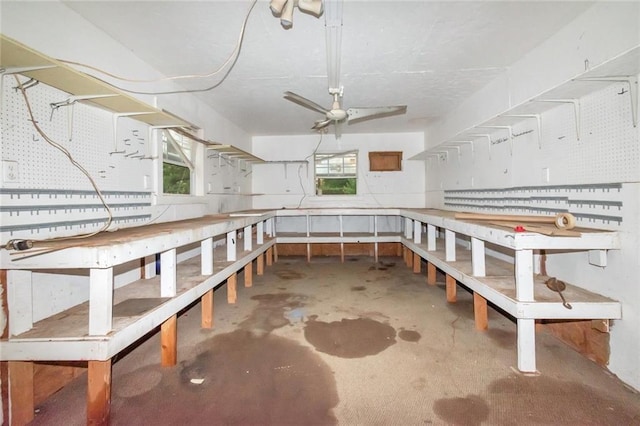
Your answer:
[283,89,407,138]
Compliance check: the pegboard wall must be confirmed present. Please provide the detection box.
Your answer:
[426,79,639,230]
[0,75,155,239]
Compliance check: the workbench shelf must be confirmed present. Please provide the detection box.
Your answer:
[0,212,278,423]
[274,208,403,261]
[2,235,275,361]
[0,207,622,424]
[399,208,621,374]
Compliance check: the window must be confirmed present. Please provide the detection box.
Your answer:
[314,151,357,195]
[162,129,194,195]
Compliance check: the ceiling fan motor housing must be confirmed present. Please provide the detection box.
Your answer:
[327,109,348,121]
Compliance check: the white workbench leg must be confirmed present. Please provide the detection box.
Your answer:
[515,249,534,301]
[471,237,486,277]
[160,248,177,298]
[257,221,264,244]
[244,225,252,251]
[143,255,156,279]
[445,229,456,261]
[427,224,436,251]
[404,217,413,239]
[373,215,379,263]
[413,220,422,244]
[227,230,237,262]
[201,237,213,276]
[266,218,274,237]
[7,270,33,336]
[517,318,537,373]
[89,268,113,335]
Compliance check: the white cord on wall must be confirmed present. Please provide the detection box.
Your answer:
[6,75,114,247]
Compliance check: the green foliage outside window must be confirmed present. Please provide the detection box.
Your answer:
[162,129,193,195]
[316,178,357,195]
[315,152,357,195]
[163,163,191,194]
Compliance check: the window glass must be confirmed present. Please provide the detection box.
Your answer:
[314,152,357,195]
[162,130,193,195]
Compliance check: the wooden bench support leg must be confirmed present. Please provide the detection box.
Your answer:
[227,273,237,304]
[87,359,111,426]
[161,314,177,367]
[396,243,403,257]
[257,254,264,276]
[473,292,488,331]
[427,262,437,285]
[407,250,414,268]
[413,253,421,273]
[273,244,278,263]
[403,247,409,266]
[201,290,214,329]
[446,274,457,303]
[8,361,34,426]
[244,263,253,288]
[266,247,273,266]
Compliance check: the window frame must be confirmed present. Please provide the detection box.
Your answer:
[314,151,358,196]
[161,129,195,196]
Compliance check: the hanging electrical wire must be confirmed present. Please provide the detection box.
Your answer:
[5,75,114,248]
[295,132,324,208]
[57,0,258,96]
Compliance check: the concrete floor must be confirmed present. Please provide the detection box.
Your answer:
[31,255,640,425]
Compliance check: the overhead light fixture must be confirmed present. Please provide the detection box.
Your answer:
[280,0,295,28]
[269,0,323,29]
[269,0,287,14]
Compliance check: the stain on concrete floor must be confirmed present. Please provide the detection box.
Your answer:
[487,374,640,424]
[239,293,307,336]
[275,269,305,280]
[304,317,397,358]
[398,329,422,342]
[433,395,490,426]
[111,330,339,425]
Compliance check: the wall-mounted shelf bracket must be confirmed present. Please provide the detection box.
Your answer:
[50,94,119,141]
[448,140,475,157]
[112,112,154,154]
[466,134,492,160]
[441,145,461,162]
[576,76,638,127]
[0,65,57,75]
[502,114,542,149]
[433,151,449,161]
[476,125,513,156]
[533,99,581,140]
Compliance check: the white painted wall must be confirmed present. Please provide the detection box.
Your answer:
[0,0,255,390]
[423,2,640,390]
[251,132,425,210]
[427,2,640,147]
[1,1,254,219]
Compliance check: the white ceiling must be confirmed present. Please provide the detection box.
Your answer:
[63,0,594,137]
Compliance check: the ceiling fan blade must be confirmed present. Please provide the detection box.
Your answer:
[312,119,331,130]
[284,91,329,115]
[346,105,407,125]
